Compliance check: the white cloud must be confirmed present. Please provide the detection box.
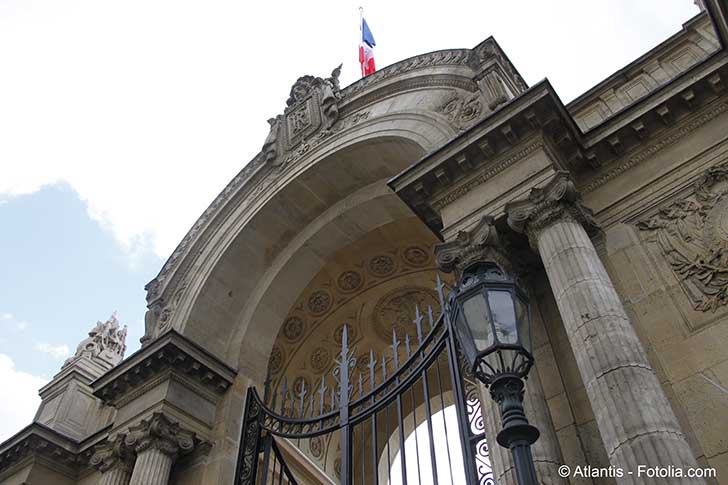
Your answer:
[35,343,70,360]
[0,0,699,261]
[0,313,29,332]
[0,354,47,443]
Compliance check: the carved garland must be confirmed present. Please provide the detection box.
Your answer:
[637,162,728,312]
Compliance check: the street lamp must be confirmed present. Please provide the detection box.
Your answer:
[449,261,540,485]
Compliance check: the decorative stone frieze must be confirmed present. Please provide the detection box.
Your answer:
[505,171,599,247]
[637,161,728,312]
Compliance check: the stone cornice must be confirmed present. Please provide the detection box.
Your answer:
[0,422,84,478]
[92,330,236,406]
[582,99,728,192]
[390,54,728,236]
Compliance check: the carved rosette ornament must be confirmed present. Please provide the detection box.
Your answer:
[435,216,512,279]
[637,162,728,312]
[505,171,599,247]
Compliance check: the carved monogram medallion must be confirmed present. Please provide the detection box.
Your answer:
[637,163,728,312]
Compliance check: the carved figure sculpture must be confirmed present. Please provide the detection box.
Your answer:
[262,116,282,166]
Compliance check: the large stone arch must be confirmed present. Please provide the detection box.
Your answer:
[142,37,528,369]
[137,37,528,483]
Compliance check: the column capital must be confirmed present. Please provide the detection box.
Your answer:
[124,413,197,458]
[505,171,598,245]
[90,434,134,474]
[434,216,514,279]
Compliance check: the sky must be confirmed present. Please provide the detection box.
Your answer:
[0,0,702,443]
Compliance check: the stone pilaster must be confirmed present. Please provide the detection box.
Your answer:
[506,172,703,483]
[124,413,197,485]
[435,216,566,484]
[90,434,134,485]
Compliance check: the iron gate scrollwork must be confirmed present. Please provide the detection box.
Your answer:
[234,276,493,485]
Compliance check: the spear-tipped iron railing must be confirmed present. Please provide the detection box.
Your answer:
[234,276,493,485]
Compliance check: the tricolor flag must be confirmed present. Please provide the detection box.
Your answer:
[359,16,376,77]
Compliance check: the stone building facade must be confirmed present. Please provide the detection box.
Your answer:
[1,2,728,484]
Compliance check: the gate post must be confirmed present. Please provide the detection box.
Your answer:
[234,387,263,485]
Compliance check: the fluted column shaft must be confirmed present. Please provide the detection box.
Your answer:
[99,463,132,485]
[129,442,176,485]
[535,218,702,480]
[506,172,703,483]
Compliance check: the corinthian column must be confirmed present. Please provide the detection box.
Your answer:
[435,216,566,485]
[90,434,133,485]
[125,413,197,485]
[505,172,703,483]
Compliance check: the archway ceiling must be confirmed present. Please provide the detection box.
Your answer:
[267,217,455,402]
[180,137,432,366]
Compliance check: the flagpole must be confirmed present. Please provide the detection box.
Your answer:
[359,7,364,78]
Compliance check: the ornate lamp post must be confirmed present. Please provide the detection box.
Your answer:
[448,261,540,485]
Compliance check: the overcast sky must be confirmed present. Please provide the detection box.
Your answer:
[0,0,700,443]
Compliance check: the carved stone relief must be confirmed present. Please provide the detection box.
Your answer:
[637,162,728,312]
[64,313,128,369]
[438,92,484,130]
[261,65,342,167]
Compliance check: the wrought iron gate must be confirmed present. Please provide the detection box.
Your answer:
[234,277,492,485]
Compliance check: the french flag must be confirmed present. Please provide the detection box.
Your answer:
[359,17,376,77]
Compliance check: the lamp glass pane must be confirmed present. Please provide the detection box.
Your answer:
[515,295,531,352]
[487,290,517,344]
[462,292,492,351]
